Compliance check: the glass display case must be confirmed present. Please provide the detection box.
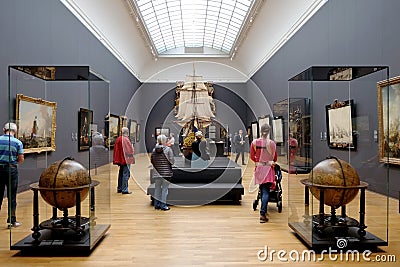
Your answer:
[273,98,311,174]
[7,66,111,254]
[288,66,389,249]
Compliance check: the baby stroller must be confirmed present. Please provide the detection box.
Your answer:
[252,164,283,213]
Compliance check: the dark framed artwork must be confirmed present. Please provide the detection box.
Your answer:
[251,121,258,140]
[128,119,137,143]
[15,94,57,154]
[220,127,227,139]
[272,117,284,143]
[78,108,93,151]
[325,99,356,150]
[378,76,400,165]
[136,124,141,143]
[258,116,270,138]
[105,113,120,148]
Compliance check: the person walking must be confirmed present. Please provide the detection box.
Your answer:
[113,127,135,194]
[0,122,24,228]
[250,124,277,223]
[234,129,246,165]
[151,134,174,211]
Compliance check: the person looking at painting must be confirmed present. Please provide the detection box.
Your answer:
[191,131,210,168]
[151,134,174,211]
[250,124,277,223]
[90,132,109,168]
[113,127,135,194]
[0,122,24,228]
[167,133,177,155]
[234,129,247,165]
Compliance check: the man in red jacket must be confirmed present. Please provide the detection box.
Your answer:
[113,127,135,194]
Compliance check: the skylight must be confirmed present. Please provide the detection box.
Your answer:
[134,0,254,56]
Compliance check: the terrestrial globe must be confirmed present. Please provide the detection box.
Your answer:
[309,157,360,209]
[39,158,90,210]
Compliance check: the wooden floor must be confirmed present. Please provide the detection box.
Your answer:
[0,153,399,266]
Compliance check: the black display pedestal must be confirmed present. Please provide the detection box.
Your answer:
[147,157,244,205]
[288,180,387,250]
[11,181,109,255]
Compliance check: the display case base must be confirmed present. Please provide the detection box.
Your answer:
[289,222,387,250]
[10,224,110,255]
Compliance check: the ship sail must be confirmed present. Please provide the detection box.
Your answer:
[175,75,214,127]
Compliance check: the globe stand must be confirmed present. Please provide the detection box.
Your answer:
[31,181,99,241]
[301,179,368,236]
[288,179,386,249]
[11,180,110,254]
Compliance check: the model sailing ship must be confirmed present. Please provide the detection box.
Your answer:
[174,72,216,156]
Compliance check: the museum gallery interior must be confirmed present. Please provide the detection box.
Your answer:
[1,0,400,265]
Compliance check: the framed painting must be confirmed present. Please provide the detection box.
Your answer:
[15,94,57,154]
[105,114,120,148]
[120,115,128,129]
[325,99,356,150]
[220,127,227,139]
[378,76,400,165]
[155,127,170,138]
[136,124,140,143]
[208,125,216,139]
[78,108,93,151]
[272,117,284,143]
[129,119,137,143]
[251,121,258,140]
[258,116,270,138]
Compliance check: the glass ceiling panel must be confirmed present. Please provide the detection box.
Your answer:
[135,0,254,55]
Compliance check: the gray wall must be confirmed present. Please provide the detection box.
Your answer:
[1,0,141,191]
[249,0,400,197]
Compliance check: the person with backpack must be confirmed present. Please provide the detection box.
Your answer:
[151,134,174,211]
[250,124,277,223]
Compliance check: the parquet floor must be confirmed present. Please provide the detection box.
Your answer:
[0,153,399,266]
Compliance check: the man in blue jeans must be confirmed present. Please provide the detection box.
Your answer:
[0,122,24,228]
[113,127,135,194]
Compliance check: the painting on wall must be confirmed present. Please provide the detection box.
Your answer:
[78,108,93,151]
[272,117,284,143]
[258,116,270,138]
[136,124,141,143]
[15,94,57,154]
[325,99,356,150]
[129,119,137,143]
[378,76,400,165]
[220,127,227,140]
[105,113,120,148]
[155,127,170,138]
[120,115,128,129]
[251,121,258,140]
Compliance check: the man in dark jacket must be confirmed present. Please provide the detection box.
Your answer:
[151,134,174,211]
[113,127,135,194]
[234,129,246,165]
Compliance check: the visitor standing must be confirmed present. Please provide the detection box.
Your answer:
[0,122,24,228]
[151,134,174,211]
[113,127,135,194]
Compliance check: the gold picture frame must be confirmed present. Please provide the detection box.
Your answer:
[16,94,57,154]
[377,76,400,165]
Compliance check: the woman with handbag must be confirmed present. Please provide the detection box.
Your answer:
[250,124,277,223]
[151,134,175,211]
